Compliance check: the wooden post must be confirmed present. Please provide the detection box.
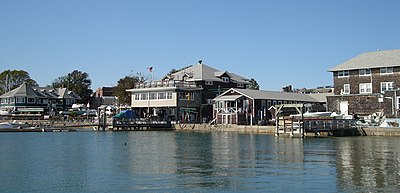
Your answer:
[290,118,294,136]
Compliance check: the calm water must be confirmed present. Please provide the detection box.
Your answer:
[1,131,400,193]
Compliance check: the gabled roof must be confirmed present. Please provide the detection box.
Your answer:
[329,49,400,72]
[215,88,321,103]
[168,63,250,84]
[0,84,81,100]
[0,83,41,98]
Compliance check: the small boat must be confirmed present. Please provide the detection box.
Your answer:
[290,112,333,118]
[0,110,9,116]
[0,121,29,129]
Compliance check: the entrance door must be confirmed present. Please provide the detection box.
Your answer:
[340,101,349,115]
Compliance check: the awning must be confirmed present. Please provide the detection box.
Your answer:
[214,95,242,101]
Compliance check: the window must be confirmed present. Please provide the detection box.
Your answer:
[16,97,25,103]
[381,82,393,93]
[237,83,244,88]
[135,94,140,100]
[179,92,194,100]
[343,84,350,95]
[338,70,349,78]
[359,83,372,94]
[359,68,371,76]
[158,92,166,100]
[9,97,15,103]
[380,67,393,74]
[27,98,35,104]
[222,77,229,83]
[205,81,213,85]
[141,93,148,100]
[166,92,172,99]
[149,92,157,100]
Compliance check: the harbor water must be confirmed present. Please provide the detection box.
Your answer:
[1,131,400,193]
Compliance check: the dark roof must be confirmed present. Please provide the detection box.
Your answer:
[167,63,251,84]
[215,88,322,103]
[1,83,42,98]
[1,83,80,100]
[329,49,400,72]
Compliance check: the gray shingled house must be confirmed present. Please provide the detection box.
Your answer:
[327,49,400,118]
[0,83,81,116]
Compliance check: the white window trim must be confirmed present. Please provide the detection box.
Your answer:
[237,83,244,88]
[359,83,372,94]
[343,84,350,95]
[222,77,229,83]
[359,68,371,76]
[205,81,213,85]
[397,96,400,111]
[16,97,25,103]
[338,70,349,78]
[380,82,393,93]
[166,92,172,100]
[380,67,393,75]
[134,93,140,101]
[149,92,158,100]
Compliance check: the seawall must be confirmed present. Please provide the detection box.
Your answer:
[174,123,275,134]
[174,123,400,137]
[363,127,400,136]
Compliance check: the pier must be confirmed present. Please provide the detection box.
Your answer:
[274,104,361,137]
[110,119,173,131]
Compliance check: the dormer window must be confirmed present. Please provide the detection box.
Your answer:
[237,83,244,88]
[380,67,393,75]
[222,77,229,83]
[205,81,213,85]
[359,68,371,76]
[338,70,349,78]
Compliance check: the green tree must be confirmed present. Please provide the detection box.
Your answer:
[247,78,260,90]
[115,76,139,105]
[0,70,38,94]
[52,70,93,103]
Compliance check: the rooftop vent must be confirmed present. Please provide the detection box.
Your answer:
[198,60,202,64]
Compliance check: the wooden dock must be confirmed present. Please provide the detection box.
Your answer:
[96,118,173,131]
[276,117,359,137]
[0,127,77,132]
[274,104,361,137]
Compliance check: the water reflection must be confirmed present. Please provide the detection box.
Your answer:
[1,132,400,192]
[335,137,400,192]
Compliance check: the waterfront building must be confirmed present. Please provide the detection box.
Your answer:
[213,88,328,125]
[127,61,252,122]
[327,49,400,117]
[0,83,80,115]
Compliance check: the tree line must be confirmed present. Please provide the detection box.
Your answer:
[0,69,259,106]
[0,69,148,105]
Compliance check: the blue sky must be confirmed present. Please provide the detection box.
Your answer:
[1,0,399,91]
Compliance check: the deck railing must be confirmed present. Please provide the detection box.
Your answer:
[134,80,197,89]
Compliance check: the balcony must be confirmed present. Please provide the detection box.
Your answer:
[134,80,197,89]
